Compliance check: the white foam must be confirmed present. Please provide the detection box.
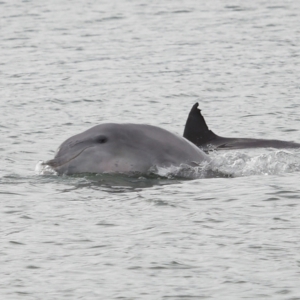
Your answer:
[210,149,300,177]
[35,161,57,175]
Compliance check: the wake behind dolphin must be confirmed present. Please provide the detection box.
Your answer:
[44,123,210,175]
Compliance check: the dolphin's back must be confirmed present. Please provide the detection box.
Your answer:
[183,103,300,151]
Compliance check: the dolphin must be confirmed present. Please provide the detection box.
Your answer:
[44,123,210,175]
[183,103,300,151]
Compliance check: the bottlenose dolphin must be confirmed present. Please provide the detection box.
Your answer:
[45,123,210,175]
[183,103,300,151]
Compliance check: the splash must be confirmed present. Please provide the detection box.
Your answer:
[35,150,300,179]
[35,161,57,175]
[210,150,300,177]
[152,161,230,179]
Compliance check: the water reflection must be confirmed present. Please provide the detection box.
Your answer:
[52,173,184,193]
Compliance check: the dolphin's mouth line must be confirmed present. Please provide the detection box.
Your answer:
[44,146,92,169]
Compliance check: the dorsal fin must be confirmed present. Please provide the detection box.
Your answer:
[183,103,217,147]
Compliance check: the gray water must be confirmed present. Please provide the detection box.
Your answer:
[1,0,300,299]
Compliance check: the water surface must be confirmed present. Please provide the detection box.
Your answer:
[1,0,300,299]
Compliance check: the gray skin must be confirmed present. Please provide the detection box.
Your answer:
[183,103,300,151]
[45,123,210,175]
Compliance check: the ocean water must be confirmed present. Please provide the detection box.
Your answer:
[1,0,300,299]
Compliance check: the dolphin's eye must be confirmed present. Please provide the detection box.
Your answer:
[95,136,108,144]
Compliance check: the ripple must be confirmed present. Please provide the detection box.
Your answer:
[1,0,300,299]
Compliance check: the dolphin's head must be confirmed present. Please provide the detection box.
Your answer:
[44,123,210,176]
[44,123,153,175]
